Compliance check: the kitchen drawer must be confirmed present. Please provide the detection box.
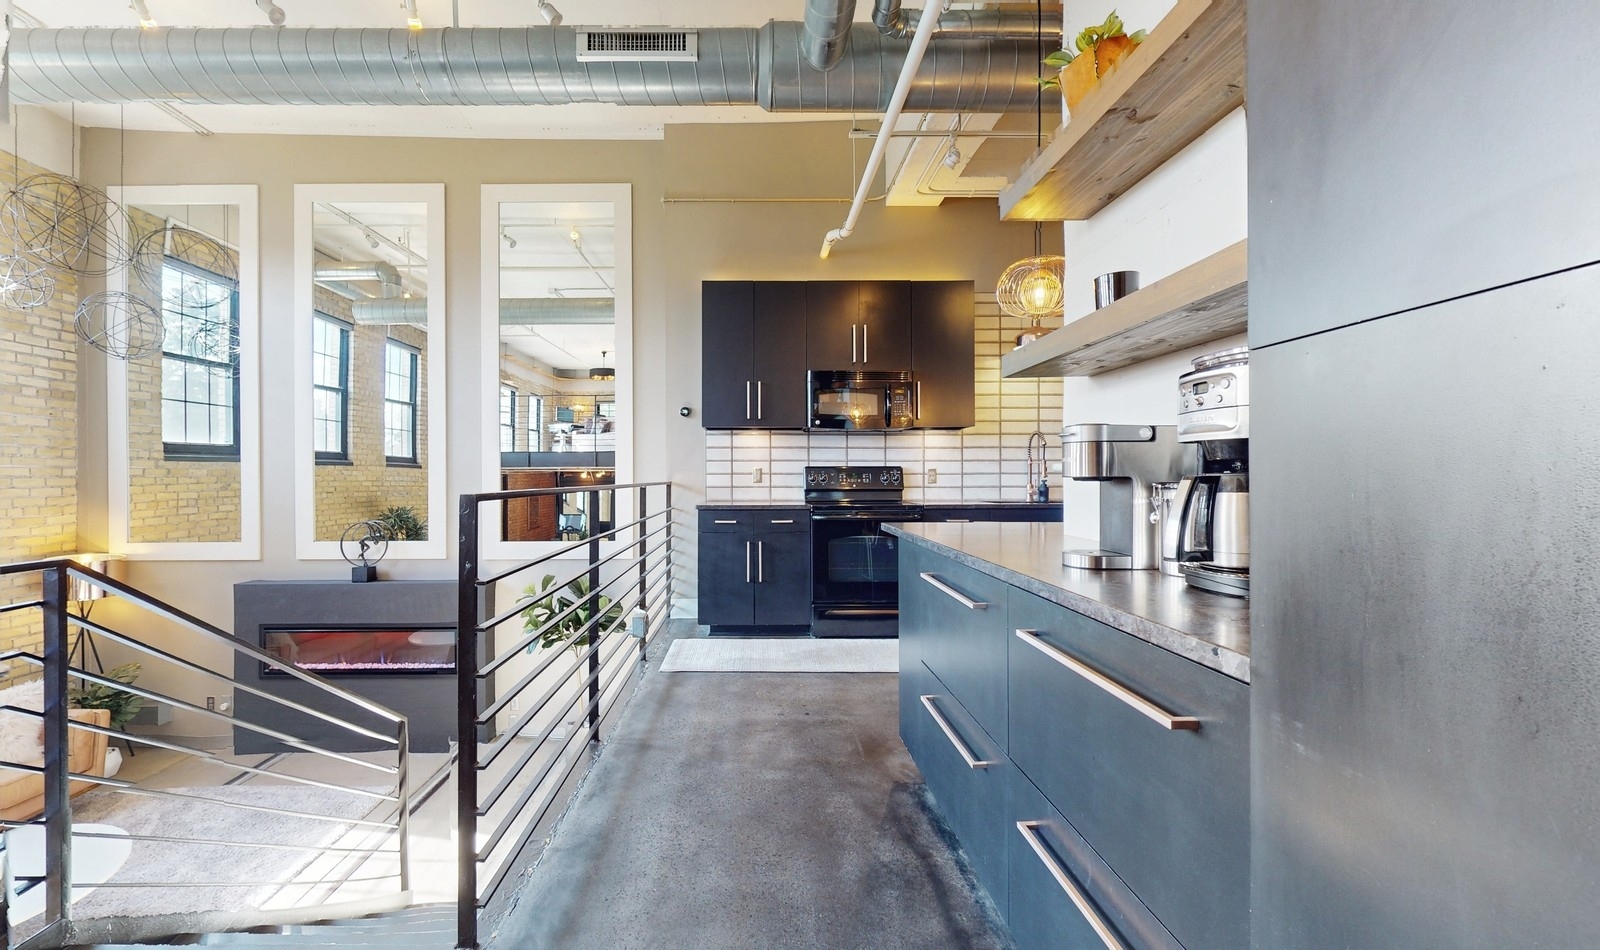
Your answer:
[906,546,1011,749]
[751,509,810,532]
[1008,589,1250,950]
[923,506,1062,524]
[910,660,1010,912]
[1009,770,1179,950]
[699,509,753,532]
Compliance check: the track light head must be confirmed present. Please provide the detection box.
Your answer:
[366,235,381,250]
[537,1,562,26]
[131,0,158,29]
[943,144,961,169]
[255,0,286,25]
[502,231,518,250]
[403,0,422,29]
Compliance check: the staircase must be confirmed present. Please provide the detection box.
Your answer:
[84,903,456,948]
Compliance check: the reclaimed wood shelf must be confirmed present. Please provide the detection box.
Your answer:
[1002,240,1247,378]
[999,0,1245,221]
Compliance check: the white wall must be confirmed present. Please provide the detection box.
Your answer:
[0,105,76,176]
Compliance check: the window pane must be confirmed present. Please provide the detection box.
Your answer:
[162,401,184,441]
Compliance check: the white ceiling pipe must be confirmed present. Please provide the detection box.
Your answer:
[820,0,945,259]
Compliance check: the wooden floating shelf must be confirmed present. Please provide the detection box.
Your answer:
[999,0,1246,221]
[1002,240,1247,378]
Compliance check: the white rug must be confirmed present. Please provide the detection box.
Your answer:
[660,638,899,673]
[17,782,386,920]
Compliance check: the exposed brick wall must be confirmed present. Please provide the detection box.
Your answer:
[124,207,242,543]
[0,153,81,674]
[311,267,430,540]
[502,470,558,541]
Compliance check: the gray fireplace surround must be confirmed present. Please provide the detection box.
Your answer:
[233,579,489,753]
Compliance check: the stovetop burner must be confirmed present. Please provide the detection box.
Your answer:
[804,466,907,509]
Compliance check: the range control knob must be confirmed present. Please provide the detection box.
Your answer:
[890,471,902,484]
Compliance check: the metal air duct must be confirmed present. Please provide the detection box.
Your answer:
[801,0,857,71]
[6,24,1037,113]
[314,261,403,300]
[353,296,615,326]
[873,2,1061,41]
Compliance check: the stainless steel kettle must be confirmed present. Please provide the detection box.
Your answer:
[1162,473,1250,572]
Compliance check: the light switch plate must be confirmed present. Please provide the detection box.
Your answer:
[928,468,938,484]
[752,466,764,483]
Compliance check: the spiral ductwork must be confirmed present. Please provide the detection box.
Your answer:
[352,296,614,326]
[5,24,1039,113]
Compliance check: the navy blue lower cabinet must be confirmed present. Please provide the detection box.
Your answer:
[909,553,1010,749]
[912,661,1010,912]
[1009,771,1180,950]
[1007,589,1250,950]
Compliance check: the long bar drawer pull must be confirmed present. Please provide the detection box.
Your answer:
[769,519,796,524]
[1016,821,1126,950]
[1015,629,1200,731]
[919,572,988,610]
[919,695,994,769]
[713,519,739,524]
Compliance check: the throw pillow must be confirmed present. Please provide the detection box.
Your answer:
[0,677,45,767]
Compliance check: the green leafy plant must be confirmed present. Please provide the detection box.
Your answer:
[521,574,625,653]
[374,505,428,541]
[1039,11,1147,88]
[69,662,146,730]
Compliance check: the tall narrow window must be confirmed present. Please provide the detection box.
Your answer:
[161,261,239,459]
[312,314,350,461]
[385,340,420,464]
[499,385,518,452]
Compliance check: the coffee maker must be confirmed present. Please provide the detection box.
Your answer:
[1165,346,1251,597]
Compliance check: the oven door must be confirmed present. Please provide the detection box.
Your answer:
[810,508,921,637]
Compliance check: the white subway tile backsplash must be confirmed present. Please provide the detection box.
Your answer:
[922,486,964,503]
[924,446,963,462]
[706,459,732,476]
[770,432,809,449]
[705,431,732,450]
[706,445,731,462]
[962,433,1000,449]
[924,431,962,449]
[771,446,810,461]
[731,486,773,503]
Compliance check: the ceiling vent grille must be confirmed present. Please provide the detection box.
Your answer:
[576,30,698,62]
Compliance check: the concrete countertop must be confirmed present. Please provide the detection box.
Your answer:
[886,522,1251,683]
[695,501,1062,510]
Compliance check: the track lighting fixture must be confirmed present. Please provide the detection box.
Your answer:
[943,144,961,169]
[402,0,422,30]
[130,0,158,29]
[255,0,286,25]
[501,231,518,249]
[537,1,562,26]
[366,234,381,250]
[568,226,581,247]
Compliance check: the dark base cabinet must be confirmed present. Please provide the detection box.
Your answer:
[697,508,811,631]
[898,542,1251,950]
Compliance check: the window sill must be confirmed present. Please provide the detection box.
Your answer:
[385,459,422,469]
[315,457,353,467]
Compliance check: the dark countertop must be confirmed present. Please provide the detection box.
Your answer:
[695,503,812,510]
[886,522,1250,683]
[696,501,1062,510]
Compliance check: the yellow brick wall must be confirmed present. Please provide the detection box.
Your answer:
[124,207,243,543]
[311,272,430,540]
[0,153,81,674]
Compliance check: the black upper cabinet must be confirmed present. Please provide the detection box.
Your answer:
[807,281,912,372]
[910,281,975,428]
[701,280,808,428]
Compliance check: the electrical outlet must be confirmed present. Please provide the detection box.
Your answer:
[927,468,938,484]
[509,697,520,714]
[205,696,216,711]
[752,466,764,483]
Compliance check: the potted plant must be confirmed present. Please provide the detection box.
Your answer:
[69,662,146,730]
[1042,11,1147,114]
[522,574,626,653]
[373,505,428,541]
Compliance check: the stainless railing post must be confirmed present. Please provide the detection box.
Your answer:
[40,563,72,934]
[395,717,411,895]
[456,495,480,950]
[585,489,602,740]
[637,485,649,666]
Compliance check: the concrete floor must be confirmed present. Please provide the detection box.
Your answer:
[486,621,1012,950]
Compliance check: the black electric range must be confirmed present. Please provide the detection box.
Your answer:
[805,465,921,638]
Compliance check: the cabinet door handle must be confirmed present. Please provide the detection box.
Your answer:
[745,380,752,420]
[757,540,765,583]
[851,323,858,363]
[862,322,868,363]
[756,380,763,419]
[945,518,972,523]
[769,519,795,524]
[1015,821,1126,949]
[713,519,739,524]
[915,379,922,419]
[745,541,752,583]
[920,695,994,769]
[919,572,988,610]
[1015,629,1200,731]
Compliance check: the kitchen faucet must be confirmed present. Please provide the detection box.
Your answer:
[1026,430,1049,503]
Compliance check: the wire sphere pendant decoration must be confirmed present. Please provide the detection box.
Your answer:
[1,173,133,278]
[0,253,57,310]
[75,291,165,360]
[996,254,1067,319]
[131,225,237,306]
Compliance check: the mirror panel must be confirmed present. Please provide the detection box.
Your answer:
[480,184,632,557]
[295,185,446,559]
[108,185,259,559]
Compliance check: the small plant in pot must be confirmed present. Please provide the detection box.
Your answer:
[69,662,146,729]
[521,574,625,653]
[1041,11,1147,114]
[373,505,428,541]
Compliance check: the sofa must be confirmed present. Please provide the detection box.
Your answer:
[0,679,112,821]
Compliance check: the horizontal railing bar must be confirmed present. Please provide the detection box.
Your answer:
[478,544,639,634]
[0,557,73,577]
[479,565,643,678]
[477,599,633,731]
[463,480,670,504]
[476,591,620,706]
[0,599,43,616]
[49,828,399,855]
[477,523,666,624]
[84,781,399,830]
[475,513,668,587]
[18,659,399,776]
[61,564,407,724]
[74,616,398,746]
[61,874,401,888]
[9,717,399,800]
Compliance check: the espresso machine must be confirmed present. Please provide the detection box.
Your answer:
[1060,423,1191,570]
[1165,346,1251,596]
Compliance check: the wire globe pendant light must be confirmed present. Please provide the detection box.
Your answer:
[997,237,1065,321]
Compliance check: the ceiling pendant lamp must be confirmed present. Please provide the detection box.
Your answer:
[589,350,616,381]
[998,223,1065,346]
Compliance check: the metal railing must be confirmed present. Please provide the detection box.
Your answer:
[455,481,674,949]
[0,559,412,950]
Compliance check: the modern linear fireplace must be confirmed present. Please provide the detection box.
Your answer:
[260,626,457,677]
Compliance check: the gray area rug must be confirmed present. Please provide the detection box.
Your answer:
[660,637,899,673]
[57,782,384,919]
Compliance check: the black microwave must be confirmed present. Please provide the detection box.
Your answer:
[808,370,916,430]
